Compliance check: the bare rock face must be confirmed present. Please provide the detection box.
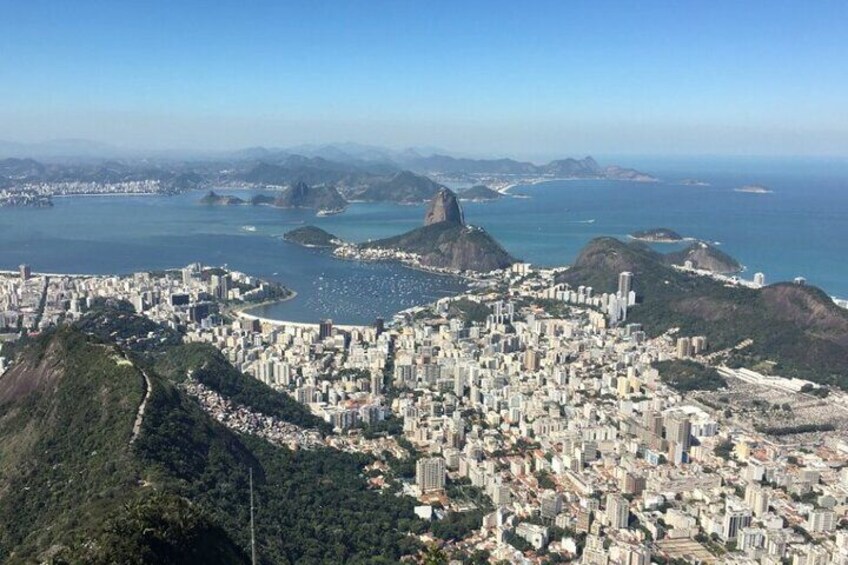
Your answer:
[424,188,464,226]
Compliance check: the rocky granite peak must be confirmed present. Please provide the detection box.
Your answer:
[424,188,464,226]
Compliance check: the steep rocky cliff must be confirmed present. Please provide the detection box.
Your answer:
[424,188,464,226]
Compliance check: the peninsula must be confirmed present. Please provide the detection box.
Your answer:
[336,188,515,273]
[458,185,502,201]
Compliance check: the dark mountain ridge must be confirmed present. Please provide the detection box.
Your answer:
[351,170,447,203]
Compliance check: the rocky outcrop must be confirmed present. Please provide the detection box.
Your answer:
[199,191,245,206]
[666,241,741,274]
[424,188,464,226]
[273,181,347,211]
[364,188,514,272]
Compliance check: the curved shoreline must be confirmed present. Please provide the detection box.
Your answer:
[230,289,298,319]
[233,290,369,331]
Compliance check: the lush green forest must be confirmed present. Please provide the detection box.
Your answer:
[0,313,427,563]
[654,360,726,392]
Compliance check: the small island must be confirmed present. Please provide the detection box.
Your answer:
[735,184,773,194]
[199,191,246,206]
[283,225,343,248]
[199,182,349,215]
[459,184,502,202]
[679,179,710,187]
[629,228,683,243]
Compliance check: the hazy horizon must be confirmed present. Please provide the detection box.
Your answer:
[2,1,847,158]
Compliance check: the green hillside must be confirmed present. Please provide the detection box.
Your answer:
[559,238,848,386]
[0,314,424,563]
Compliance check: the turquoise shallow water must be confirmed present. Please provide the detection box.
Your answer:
[1,157,846,323]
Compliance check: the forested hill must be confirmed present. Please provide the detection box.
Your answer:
[559,237,848,387]
[0,313,424,563]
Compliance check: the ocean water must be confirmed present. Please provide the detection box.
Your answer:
[0,193,468,324]
[0,157,846,323]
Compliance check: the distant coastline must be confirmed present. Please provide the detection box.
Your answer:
[499,175,658,195]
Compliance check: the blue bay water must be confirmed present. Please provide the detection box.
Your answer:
[0,157,846,323]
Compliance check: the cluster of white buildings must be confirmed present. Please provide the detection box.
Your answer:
[15,179,167,196]
[1,261,847,564]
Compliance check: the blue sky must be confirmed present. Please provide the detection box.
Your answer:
[1,0,846,158]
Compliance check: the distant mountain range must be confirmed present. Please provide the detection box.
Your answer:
[0,142,657,204]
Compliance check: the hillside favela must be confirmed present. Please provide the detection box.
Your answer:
[2,2,848,565]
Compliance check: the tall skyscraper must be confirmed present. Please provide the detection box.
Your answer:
[209,274,230,301]
[540,491,563,519]
[19,264,31,281]
[722,506,752,541]
[806,508,836,533]
[319,319,334,340]
[523,349,540,371]
[416,457,446,493]
[606,493,630,530]
[370,372,382,396]
[676,337,692,359]
[665,412,692,451]
[618,271,633,298]
[745,484,769,517]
